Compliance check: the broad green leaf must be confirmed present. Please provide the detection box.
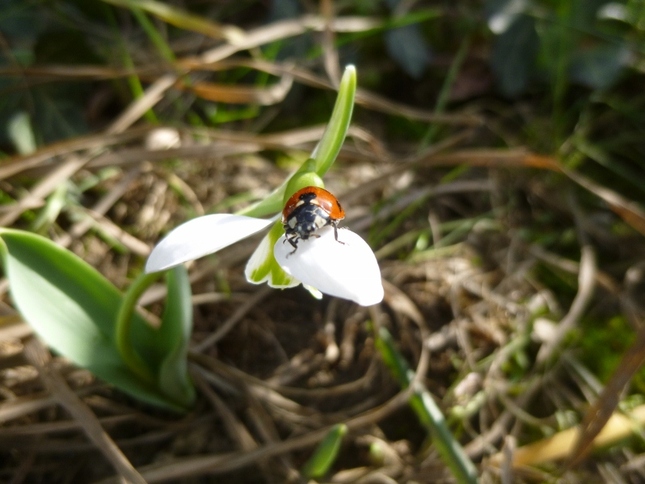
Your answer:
[0,229,188,411]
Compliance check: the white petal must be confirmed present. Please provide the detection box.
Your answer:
[146,214,274,273]
[303,284,323,300]
[245,227,300,288]
[274,226,384,306]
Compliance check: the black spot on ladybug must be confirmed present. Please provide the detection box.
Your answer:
[282,186,346,255]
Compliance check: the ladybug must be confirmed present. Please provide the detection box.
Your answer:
[282,186,346,254]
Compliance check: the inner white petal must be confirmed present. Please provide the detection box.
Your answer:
[146,214,274,273]
[274,226,384,306]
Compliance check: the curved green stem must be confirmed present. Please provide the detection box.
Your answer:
[116,272,162,385]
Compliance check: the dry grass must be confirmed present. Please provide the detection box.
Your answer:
[2,2,645,483]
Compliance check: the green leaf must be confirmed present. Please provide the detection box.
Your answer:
[491,15,539,97]
[312,65,356,176]
[31,182,68,234]
[103,0,241,40]
[385,24,431,79]
[569,44,628,90]
[116,268,195,408]
[0,229,188,411]
[301,424,347,479]
[155,266,195,407]
[7,111,36,155]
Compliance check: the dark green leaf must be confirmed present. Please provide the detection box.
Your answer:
[569,44,628,90]
[491,15,539,97]
[385,24,432,79]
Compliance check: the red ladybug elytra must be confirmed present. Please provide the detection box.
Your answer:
[282,186,345,254]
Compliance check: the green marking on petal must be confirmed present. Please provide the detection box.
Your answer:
[245,223,298,288]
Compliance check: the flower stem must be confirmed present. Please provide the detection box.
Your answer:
[116,272,162,385]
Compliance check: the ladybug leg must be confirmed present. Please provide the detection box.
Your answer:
[282,234,298,251]
[285,234,299,256]
[332,222,346,245]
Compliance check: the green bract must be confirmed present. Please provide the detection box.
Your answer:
[238,65,356,218]
[244,66,357,286]
[0,229,195,412]
[283,164,324,204]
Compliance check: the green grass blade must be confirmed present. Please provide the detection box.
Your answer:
[376,327,478,484]
[103,0,240,40]
[130,6,176,63]
[301,423,347,479]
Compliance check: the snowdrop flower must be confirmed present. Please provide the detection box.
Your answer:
[144,65,383,306]
[145,200,383,306]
